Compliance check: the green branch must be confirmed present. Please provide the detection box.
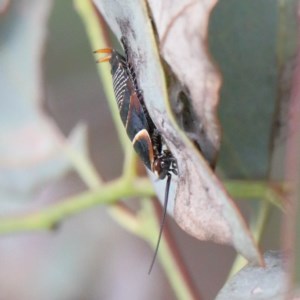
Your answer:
[0,177,154,235]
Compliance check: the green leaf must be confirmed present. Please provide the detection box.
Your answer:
[216,251,289,300]
[209,0,278,178]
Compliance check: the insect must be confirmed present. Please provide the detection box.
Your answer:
[94,37,178,274]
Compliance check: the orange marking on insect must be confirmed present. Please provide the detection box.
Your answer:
[125,92,142,129]
[132,129,154,166]
[130,91,142,111]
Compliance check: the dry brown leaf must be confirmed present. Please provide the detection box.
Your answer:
[148,0,221,166]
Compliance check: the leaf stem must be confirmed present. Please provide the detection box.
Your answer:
[225,180,285,210]
[63,139,103,189]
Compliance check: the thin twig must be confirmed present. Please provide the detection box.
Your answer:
[0,178,154,235]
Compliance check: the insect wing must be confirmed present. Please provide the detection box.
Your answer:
[122,90,154,171]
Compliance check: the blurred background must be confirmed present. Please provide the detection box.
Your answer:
[0,0,292,299]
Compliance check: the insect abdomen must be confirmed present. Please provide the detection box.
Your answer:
[110,52,154,171]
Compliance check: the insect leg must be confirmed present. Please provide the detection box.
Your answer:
[94,48,112,63]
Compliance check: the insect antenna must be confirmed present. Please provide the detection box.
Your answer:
[148,173,172,274]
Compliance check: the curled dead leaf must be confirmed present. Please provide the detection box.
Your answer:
[93,0,263,266]
[148,0,222,167]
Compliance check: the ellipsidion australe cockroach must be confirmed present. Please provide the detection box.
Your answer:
[94,37,178,274]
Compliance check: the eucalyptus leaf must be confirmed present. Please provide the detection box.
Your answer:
[0,1,86,209]
[216,251,289,300]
